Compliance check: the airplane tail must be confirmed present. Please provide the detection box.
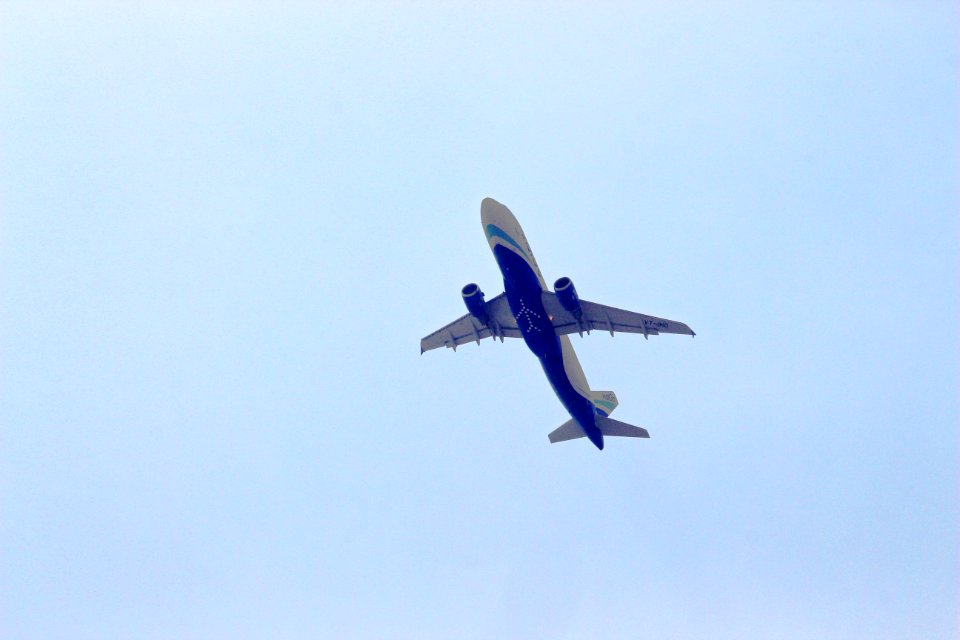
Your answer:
[589,390,619,416]
[547,415,650,445]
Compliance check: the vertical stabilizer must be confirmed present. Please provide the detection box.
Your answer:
[589,390,619,416]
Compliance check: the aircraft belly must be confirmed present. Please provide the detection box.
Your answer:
[506,290,557,356]
[495,246,597,437]
[540,351,597,428]
[496,246,556,357]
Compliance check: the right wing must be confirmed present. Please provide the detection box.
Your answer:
[541,292,695,338]
[420,293,521,353]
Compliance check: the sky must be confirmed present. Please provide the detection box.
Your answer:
[1,2,956,639]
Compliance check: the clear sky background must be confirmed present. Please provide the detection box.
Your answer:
[1,3,956,639]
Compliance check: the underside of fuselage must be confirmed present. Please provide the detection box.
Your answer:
[419,197,680,449]
[493,244,604,448]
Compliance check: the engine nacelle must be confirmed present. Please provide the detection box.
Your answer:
[554,276,582,319]
[461,283,489,325]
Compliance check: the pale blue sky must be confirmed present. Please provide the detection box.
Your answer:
[1,3,956,639]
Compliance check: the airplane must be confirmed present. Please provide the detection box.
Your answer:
[420,198,695,450]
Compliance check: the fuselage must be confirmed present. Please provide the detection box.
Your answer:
[480,199,605,449]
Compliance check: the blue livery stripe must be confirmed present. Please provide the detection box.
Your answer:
[485,224,528,259]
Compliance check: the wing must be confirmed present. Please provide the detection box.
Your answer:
[541,291,695,338]
[420,293,521,353]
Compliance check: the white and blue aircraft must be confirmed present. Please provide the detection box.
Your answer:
[421,198,695,450]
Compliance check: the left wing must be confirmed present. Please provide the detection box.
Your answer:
[420,293,521,353]
[541,291,695,339]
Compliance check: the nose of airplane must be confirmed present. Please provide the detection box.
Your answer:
[481,197,519,232]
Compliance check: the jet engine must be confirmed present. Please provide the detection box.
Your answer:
[554,276,583,319]
[461,283,489,325]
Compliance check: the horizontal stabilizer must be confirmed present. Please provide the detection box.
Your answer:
[597,416,650,439]
[547,419,582,443]
[547,416,650,444]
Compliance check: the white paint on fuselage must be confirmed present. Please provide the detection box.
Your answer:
[481,198,547,289]
[480,198,592,399]
[559,334,590,396]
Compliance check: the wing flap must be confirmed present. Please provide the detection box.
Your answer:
[420,293,520,353]
[541,292,695,338]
